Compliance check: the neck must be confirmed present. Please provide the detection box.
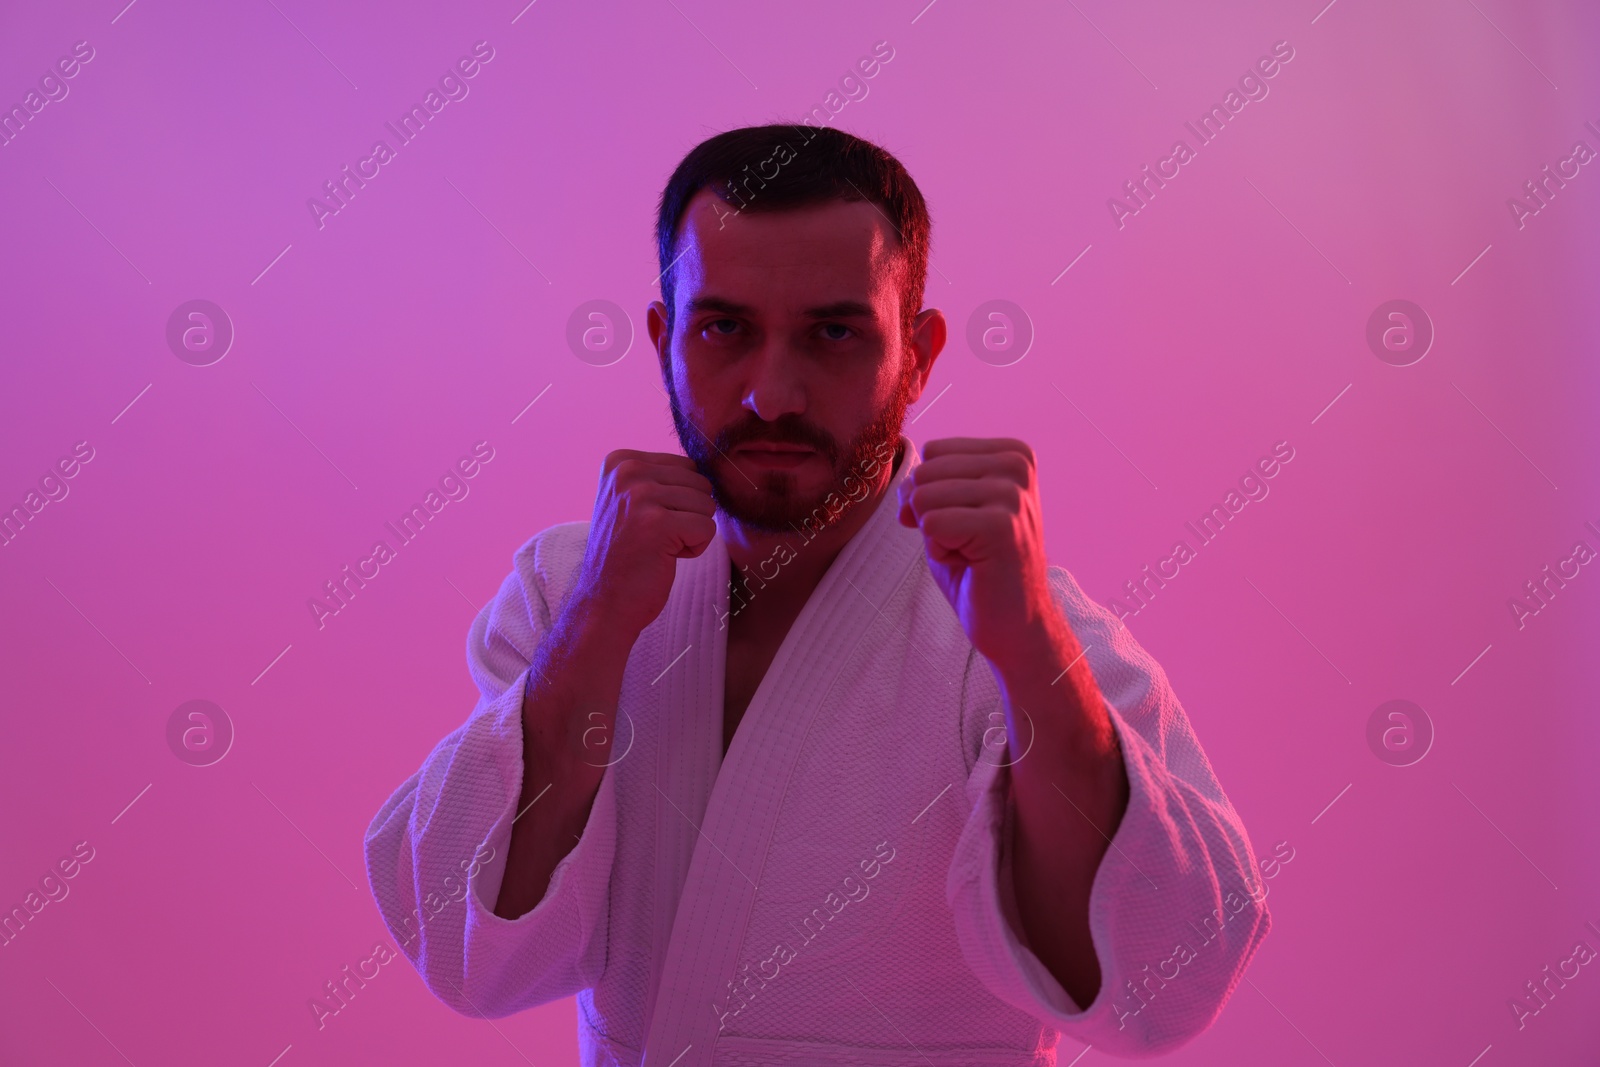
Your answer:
[717,442,904,603]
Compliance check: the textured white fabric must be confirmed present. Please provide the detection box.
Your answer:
[364,436,1271,1065]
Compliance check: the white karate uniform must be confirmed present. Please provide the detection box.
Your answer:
[364,435,1271,1066]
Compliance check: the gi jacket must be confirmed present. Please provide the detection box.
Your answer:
[364,435,1271,1066]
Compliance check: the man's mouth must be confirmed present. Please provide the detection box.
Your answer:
[733,443,817,470]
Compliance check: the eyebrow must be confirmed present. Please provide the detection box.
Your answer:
[682,296,877,320]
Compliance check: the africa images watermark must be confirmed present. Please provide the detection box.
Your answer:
[1,440,96,549]
[312,842,497,1031]
[307,940,401,1030]
[1110,839,1295,1031]
[1506,919,1600,1032]
[307,441,496,630]
[1107,40,1297,230]
[718,437,899,630]
[1505,118,1599,230]
[1,840,97,949]
[389,842,498,957]
[712,839,898,1031]
[306,41,496,230]
[1507,519,1598,631]
[707,39,896,232]
[0,39,96,150]
[1108,441,1297,622]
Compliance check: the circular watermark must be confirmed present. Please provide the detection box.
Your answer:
[566,708,635,768]
[166,699,235,767]
[165,300,235,367]
[1365,299,1433,367]
[1365,699,1433,767]
[566,299,634,367]
[965,299,1034,367]
[976,707,1035,768]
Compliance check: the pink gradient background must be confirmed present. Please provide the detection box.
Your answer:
[3,0,1598,1063]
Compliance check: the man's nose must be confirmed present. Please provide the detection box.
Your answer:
[741,341,806,422]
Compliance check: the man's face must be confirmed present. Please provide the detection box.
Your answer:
[649,189,941,533]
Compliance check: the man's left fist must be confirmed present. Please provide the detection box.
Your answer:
[897,437,1065,674]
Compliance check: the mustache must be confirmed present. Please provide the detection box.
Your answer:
[714,415,838,463]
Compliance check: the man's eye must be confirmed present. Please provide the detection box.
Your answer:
[820,324,853,341]
[706,318,740,336]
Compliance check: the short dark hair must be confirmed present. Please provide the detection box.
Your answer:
[654,123,931,350]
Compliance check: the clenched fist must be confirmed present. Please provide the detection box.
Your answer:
[895,437,1065,675]
[500,450,714,919]
[571,449,719,638]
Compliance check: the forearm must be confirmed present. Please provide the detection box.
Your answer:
[991,613,1130,1009]
[493,601,636,919]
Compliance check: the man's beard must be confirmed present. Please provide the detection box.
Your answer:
[665,367,913,533]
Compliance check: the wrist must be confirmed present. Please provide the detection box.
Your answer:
[520,593,639,773]
[557,590,644,664]
[987,612,1074,688]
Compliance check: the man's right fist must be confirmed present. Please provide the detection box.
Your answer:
[570,450,718,637]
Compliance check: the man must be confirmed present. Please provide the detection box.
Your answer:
[365,125,1270,1065]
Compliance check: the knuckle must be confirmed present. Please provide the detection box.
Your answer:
[615,459,652,487]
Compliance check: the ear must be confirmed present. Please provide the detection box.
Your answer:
[903,307,947,406]
[647,300,672,381]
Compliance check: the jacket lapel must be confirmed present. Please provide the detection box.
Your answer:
[641,437,926,1064]
[639,524,730,1047]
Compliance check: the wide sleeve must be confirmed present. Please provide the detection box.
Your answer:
[945,564,1271,1057]
[362,523,619,1018]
